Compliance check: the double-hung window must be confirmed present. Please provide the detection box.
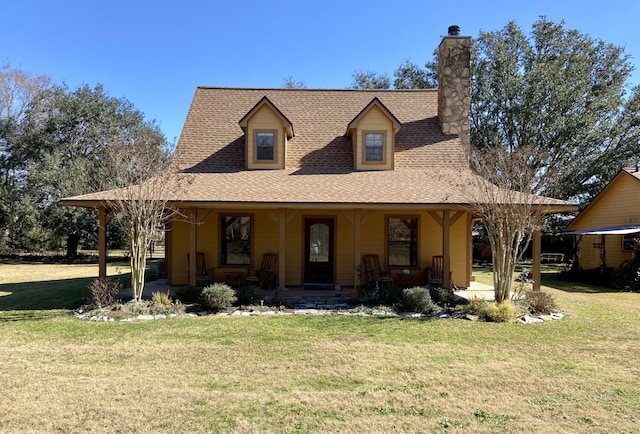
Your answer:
[220,215,252,265]
[255,131,275,161]
[364,132,384,162]
[387,216,418,267]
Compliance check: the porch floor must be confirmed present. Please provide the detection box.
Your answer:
[122,280,497,302]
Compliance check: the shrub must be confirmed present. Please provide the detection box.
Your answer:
[429,286,454,306]
[89,277,122,308]
[200,282,237,312]
[478,301,521,323]
[401,286,440,314]
[235,285,259,306]
[151,290,172,305]
[466,296,486,313]
[378,285,403,307]
[128,300,174,316]
[521,290,558,314]
[174,285,202,303]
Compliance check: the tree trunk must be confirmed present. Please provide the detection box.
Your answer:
[66,233,80,258]
[129,230,148,301]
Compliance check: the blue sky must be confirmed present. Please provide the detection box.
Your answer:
[3,0,640,143]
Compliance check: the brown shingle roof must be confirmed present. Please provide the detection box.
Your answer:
[63,87,576,212]
[175,87,467,173]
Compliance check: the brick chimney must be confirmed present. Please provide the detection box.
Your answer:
[437,25,471,145]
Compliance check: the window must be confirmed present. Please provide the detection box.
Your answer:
[364,132,384,162]
[220,215,251,265]
[622,233,640,251]
[387,216,418,267]
[255,131,275,161]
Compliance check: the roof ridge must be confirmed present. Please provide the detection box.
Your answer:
[196,86,437,93]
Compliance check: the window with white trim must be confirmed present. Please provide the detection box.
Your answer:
[364,132,384,162]
[255,131,275,161]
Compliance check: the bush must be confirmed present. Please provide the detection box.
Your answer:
[235,285,260,306]
[401,286,440,314]
[478,301,521,323]
[174,285,202,303]
[378,285,403,307]
[611,255,640,290]
[521,290,558,314]
[89,277,122,308]
[429,286,454,306]
[127,300,180,316]
[200,282,237,312]
[151,290,172,305]
[456,296,486,316]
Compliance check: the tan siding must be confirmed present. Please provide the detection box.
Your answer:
[168,207,473,288]
[450,215,468,286]
[246,105,286,169]
[355,106,394,171]
[285,214,303,285]
[572,173,640,269]
[336,213,356,286]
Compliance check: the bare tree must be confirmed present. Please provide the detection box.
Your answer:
[464,146,561,303]
[99,129,190,301]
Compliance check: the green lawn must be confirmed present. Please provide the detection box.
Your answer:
[0,260,639,433]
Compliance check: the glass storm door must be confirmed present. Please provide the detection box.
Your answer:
[304,218,334,284]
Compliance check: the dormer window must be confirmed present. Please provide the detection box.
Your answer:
[239,96,294,170]
[256,131,276,161]
[347,98,401,171]
[364,132,385,162]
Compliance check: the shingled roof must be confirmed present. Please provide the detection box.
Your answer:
[63,87,575,211]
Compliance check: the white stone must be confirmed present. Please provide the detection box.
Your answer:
[521,315,544,324]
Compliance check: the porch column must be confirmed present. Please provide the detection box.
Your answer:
[353,209,362,292]
[98,206,108,279]
[443,210,451,289]
[189,208,197,287]
[278,208,286,291]
[532,215,541,291]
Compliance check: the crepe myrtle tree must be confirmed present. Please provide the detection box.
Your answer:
[465,146,561,303]
[99,129,190,301]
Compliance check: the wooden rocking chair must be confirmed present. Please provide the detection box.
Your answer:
[246,253,278,290]
[362,254,393,289]
[427,255,455,289]
[188,252,215,287]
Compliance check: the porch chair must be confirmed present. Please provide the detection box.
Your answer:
[362,254,393,289]
[246,253,278,290]
[187,252,215,287]
[426,255,455,289]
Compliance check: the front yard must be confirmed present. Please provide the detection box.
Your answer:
[0,260,638,433]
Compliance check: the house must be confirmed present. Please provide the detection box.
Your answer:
[63,26,575,294]
[564,167,640,270]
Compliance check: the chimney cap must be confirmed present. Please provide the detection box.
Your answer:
[448,25,461,36]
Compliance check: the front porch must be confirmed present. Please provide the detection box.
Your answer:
[123,279,498,303]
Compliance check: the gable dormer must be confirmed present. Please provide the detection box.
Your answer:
[239,96,293,169]
[347,98,401,171]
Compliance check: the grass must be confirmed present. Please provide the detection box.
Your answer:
[0,260,639,432]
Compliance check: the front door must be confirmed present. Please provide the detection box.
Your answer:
[304,218,334,284]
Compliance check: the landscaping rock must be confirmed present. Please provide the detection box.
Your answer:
[520,315,544,324]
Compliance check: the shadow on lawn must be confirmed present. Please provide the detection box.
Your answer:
[0,273,133,321]
[541,272,630,294]
[475,262,624,295]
